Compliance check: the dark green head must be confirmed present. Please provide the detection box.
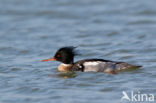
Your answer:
[53,46,77,64]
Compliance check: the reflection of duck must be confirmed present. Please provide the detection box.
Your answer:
[42,46,142,74]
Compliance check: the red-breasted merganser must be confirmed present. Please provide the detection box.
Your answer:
[41,46,142,74]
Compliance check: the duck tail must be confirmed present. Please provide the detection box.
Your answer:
[135,65,142,68]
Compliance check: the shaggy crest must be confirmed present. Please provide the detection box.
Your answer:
[57,46,78,56]
[53,46,79,64]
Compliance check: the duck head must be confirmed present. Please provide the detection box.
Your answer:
[42,46,77,64]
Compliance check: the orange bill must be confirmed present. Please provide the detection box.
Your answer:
[41,58,56,62]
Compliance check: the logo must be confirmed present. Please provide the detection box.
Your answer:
[121,91,155,102]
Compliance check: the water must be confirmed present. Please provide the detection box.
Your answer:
[0,0,156,103]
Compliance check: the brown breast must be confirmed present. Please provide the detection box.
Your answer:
[58,64,73,72]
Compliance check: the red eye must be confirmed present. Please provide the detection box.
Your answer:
[57,54,60,57]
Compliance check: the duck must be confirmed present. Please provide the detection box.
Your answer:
[41,46,142,74]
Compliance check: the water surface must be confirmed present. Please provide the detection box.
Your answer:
[0,0,156,103]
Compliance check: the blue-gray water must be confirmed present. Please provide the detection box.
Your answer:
[0,0,156,103]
